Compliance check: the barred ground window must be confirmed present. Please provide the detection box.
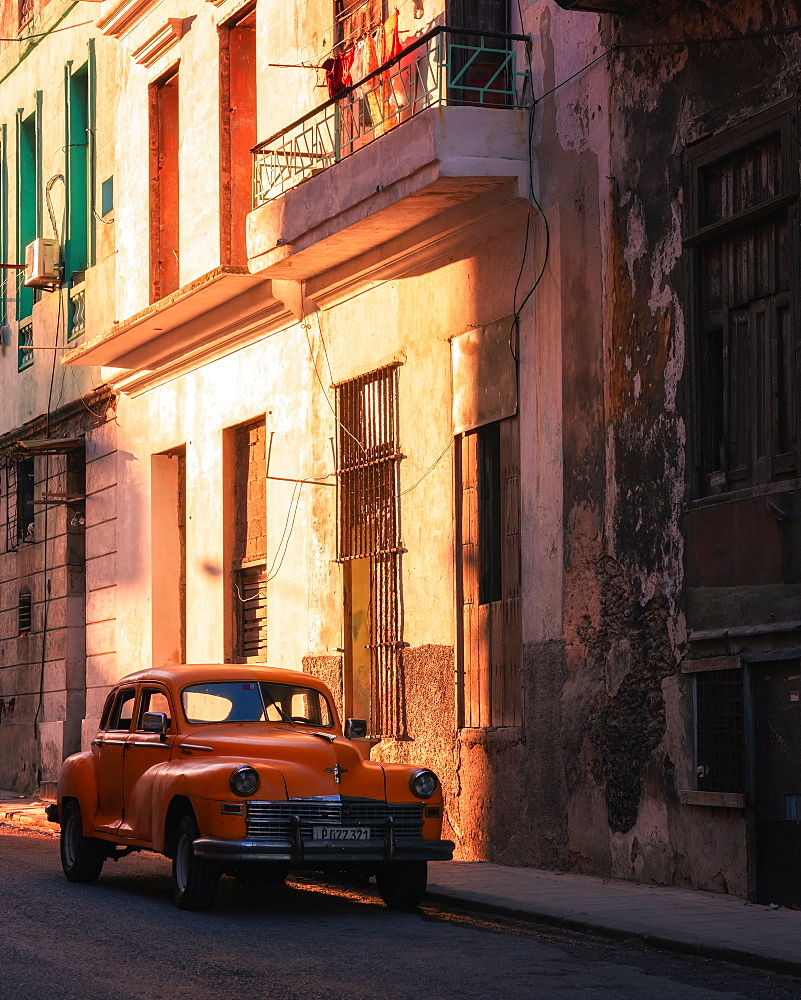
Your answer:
[336,363,402,738]
[687,101,799,497]
[18,592,31,635]
[695,668,745,794]
[4,457,35,550]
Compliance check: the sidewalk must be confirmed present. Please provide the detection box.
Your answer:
[427,862,801,977]
[3,789,799,976]
[0,790,57,836]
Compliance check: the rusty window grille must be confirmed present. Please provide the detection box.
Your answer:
[4,457,34,551]
[695,669,745,794]
[336,363,402,738]
[18,592,32,635]
[335,0,383,48]
[3,461,15,552]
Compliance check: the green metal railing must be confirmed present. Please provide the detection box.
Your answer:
[68,281,86,341]
[253,27,530,207]
[18,318,33,372]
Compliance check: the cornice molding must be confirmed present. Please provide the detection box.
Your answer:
[132,17,192,66]
[96,0,161,39]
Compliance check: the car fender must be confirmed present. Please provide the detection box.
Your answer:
[143,757,288,852]
[56,751,99,834]
[381,761,445,837]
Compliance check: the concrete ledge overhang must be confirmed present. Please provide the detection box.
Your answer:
[61,266,275,371]
[247,105,530,282]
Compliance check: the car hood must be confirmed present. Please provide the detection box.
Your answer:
[182,725,387,799]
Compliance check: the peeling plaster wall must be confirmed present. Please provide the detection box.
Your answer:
[543,0,801,896]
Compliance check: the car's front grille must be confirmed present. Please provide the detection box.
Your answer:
[246,798,423,840]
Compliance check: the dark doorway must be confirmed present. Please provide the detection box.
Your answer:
[753,658,801,905]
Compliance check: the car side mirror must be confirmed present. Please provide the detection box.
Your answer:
[142,711,169,737]
[345,718,367,739]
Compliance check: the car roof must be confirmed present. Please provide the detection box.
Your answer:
[114,663,331,694]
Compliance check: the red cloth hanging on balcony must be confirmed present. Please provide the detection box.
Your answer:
[381,10,403,127]
[382,9,402,63]
[323,47,355,98]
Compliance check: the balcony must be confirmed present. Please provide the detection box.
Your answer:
[248,27,532,290]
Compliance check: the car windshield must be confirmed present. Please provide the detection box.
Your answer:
[181,681,334,728]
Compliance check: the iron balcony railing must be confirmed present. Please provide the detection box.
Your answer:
[253,26,530,207]
[68,282,86,342]
[18,318,33,372]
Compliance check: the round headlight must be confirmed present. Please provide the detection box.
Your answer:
[409,768,438,799]
[229,765,260,797]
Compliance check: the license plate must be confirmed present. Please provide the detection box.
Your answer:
[312,826,370,841]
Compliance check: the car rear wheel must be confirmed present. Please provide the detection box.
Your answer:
[375,860,427,910]
[171,814,220,910]
[60,801,105,884]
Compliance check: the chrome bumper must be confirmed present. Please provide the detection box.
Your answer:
[193,836,454,864]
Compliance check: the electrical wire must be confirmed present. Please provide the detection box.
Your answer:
[265,482,304,583]
[233,478,305,602]
[45,173,65,242]
[33,270,64,742]
[0,19,94,43]
[397,437,453,497]
[302,315,367,458]
[510,0,536,361]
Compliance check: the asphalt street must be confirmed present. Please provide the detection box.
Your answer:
[2,828,800,1000]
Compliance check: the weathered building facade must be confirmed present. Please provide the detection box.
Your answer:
[0,0,117,794]
[1,0,799,905]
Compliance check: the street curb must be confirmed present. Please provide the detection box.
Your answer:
[424,890,801,980]
[3,803,799,978]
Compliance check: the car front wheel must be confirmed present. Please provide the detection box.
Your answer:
[171,814,220,910]
[60,800,105,883]
[375,860,427,910]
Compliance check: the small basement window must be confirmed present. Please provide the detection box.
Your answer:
[18,592,31,635]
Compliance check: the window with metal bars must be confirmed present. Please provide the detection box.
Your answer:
[18,591,31,635]
[336,364,402,738]
[695,669,745,794]
[3,457,35,551]
[686,102,799,497]
[335,0,383,48]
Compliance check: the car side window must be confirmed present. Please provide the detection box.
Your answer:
[137,688,172,731]
[107,688,137,731]
[99,692,116,730]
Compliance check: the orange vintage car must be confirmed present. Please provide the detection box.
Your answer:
[50,664,453,910]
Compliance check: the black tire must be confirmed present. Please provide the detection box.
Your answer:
[60,800,105,884]
[375,860,427,910]
[171,814,220,910]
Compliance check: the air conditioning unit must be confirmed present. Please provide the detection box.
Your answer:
[24,238,61,289]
